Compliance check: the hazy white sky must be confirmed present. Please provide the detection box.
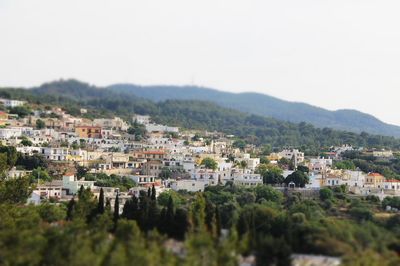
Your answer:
[1,0,400,125]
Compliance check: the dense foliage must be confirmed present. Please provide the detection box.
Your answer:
[1,178,400,265]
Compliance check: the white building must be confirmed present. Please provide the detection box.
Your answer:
[383,179,400,191]
[40,147,69,161]
[133,115,151,125]
[373,150,393,158]
[309,157,333,172]
[33,180,63,199]
[231,170,262,186]
[279,149,305,164]
[0,127,34,139]
[145,123,179,133]
[170,179,208,192]
[62,173,95,195]
[93,117,129,131]
[16,146,41,155]
[128,175,157,186]
[0,98,25,108]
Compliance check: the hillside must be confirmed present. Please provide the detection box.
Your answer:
[108,84,400,137]
[1,79,400,153]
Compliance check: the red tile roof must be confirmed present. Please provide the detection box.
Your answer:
[76,125,102,129]
[368,173,384,177]
[385,179,400,183]
[143,151,165,155]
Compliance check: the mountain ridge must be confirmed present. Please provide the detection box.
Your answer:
[108,83,400,137]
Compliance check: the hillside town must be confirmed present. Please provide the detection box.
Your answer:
[1,99,399,213]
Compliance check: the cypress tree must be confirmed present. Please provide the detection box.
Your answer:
[147,197,159,231]
[166,196,175,236]
[122,194,139,220]
[113,194,120,225]
[66,197,75,221]
[174,208,188,240]
[158,207,167,234]
[215,206,222,238]
[139,190,149,230]
[105,198,111,212]
[205,200,215,233]
[78,185,84,199]
[98,187,105,215]
[151,184,156,201]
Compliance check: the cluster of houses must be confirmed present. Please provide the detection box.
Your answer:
[1,101,399,212]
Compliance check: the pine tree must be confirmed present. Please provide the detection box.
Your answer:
[151,184,156,201]
[98,187,105,215]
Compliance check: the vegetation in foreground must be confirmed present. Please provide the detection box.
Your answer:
[2,174,400,265]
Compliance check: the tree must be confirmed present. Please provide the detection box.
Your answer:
[147,196,159,231]
[122,195,139,221]
[127,120,146,140]
[66,197,76,220]
[30,167,52,182]
[254,185,284,203]
[284,171,309,188]
[257,164,284,185]
[0,153,8,175]
[201,157,218,171]
[8,106,31,118]
[239,160,248,170]
[159,167,172,179]
[114,194,120,225]
[0,177,32,204]
[296,165,309,173]
[233,139,246,150]
[189,193,207,232]
[20,138,33,146]
[256,236,292,266]
[319,188,333,201]
[98,188,105,215]
[151,184,156,201]
[0,146,18,169]
[157,190,184,207]
[236,191,256,206]
[16,153,48,170]
[37,203,66,223]
[36,119,46,129]
[261,145,272,156]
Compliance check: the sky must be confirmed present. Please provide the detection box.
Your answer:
[1,0,400,125]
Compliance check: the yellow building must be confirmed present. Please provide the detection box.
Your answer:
[75,125,102,139]
[365,173,385,188]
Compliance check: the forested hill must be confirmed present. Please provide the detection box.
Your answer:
[109,83,400,137]
[1,79,400,153]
